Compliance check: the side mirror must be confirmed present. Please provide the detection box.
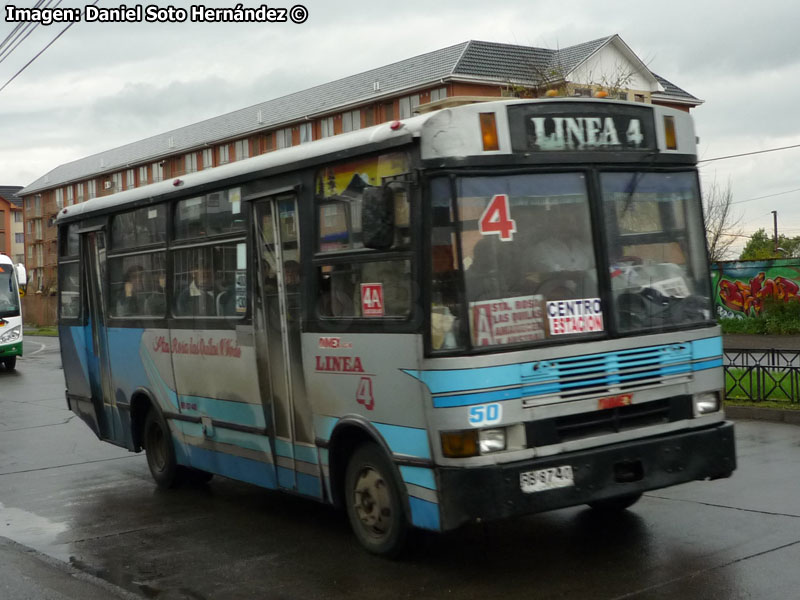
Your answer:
[362,186,394,249]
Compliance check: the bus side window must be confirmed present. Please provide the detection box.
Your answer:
[317,260,410,318]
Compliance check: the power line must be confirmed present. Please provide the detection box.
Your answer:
[0,1,98,96]
[0,2,62,68]
[730,187,800,205]
[698,143,800,164]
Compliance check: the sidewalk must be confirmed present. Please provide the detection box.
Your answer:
[0,537,140,600]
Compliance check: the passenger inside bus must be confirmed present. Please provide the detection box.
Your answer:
[175,265,216,316]
[115,265,146,316]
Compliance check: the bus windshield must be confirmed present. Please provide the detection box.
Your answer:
[0,267,20,318]
[601,171,711,333]
[431,172,599,350]
[430,170,711,350]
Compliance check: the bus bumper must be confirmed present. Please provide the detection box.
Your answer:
[0,341,22,358]
[437,421,736,531]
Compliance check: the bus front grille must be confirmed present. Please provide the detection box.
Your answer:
[520,343,693,403]
[524,395,694,446]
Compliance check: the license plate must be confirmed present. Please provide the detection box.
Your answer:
[520,465,574,493]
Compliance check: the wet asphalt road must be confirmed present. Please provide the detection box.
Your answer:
[1,337,799,599]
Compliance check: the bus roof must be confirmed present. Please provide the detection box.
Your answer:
[0,254,14,266]
[57,98,694,224]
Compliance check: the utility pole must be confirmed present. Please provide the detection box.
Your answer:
[772,210,778,253]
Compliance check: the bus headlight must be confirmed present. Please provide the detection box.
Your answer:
[478,428,507,453]
[693,392,720,416]
[441,428,507,457]
[0,326,21,344]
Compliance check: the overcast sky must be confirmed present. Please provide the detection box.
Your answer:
[1,0,798,256]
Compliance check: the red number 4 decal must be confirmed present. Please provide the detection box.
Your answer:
[478,194,516,241]
[356,377,375,411]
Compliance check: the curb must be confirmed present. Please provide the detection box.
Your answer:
[725,405,800,426]
[0,536,143,600]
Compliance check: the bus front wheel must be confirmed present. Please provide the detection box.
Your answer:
[344,443,408,557]
[143,409,180,489]
[2,357,16,370]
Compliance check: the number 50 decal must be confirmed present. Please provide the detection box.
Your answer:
[468,403,502,427]
[478,194,516,242]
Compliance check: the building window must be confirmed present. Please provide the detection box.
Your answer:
[364,107,374,127]
[430,87,447,102]
[15,233,23,244]
[125,169,135,190]
[342,110,361,133]
[34,195,41,215]
[234,140,249,161]
[299,123,312,144]
[276,128,292,149]
[218,145,230,165]
[320,117,334,138]
[26,220,31,234]
[398,95,420,119]
[185,152,198,173]
[55,188,64,209]
[383,101,395,122]
[634,94,645,103]
[151,162,164,183]
[14,211,22,223]
[66,186,74,205]
[139,165,149,185]
[87,180,97,199]
[202,148,213,170]
[111,172,123,193]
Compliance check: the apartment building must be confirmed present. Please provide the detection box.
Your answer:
[0,186,24,265]
[18,34,702,316]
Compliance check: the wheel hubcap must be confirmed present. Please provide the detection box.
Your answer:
[353,466,392,535]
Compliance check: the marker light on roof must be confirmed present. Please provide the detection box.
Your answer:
[479,112,499,151]
[663,115,678,150]
[173,178,184,187]
[390,120,403,130]
[594,90,609,98]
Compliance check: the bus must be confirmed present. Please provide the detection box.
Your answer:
[58,98,735,555]
[0,254,23,370]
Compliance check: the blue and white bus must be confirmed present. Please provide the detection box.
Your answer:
[0,254,23,370]
[58,98,735,555]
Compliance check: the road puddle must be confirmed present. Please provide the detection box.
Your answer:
[0,501,69,555]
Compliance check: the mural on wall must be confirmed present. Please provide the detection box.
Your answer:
[711,259,800,318]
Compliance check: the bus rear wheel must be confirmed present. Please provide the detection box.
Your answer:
[2,357,16,370]
[344,443,408,557]
[143,409,180,489]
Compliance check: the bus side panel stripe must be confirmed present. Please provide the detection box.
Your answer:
[692,337,722,360]
[177,395,266,428]
[277,467,295,489]
[400,466,437,490]
[186,446,278,490]
[296,473,323,499]
[693,358,723,371]
[408,497,441,531]
[372,423,431,460]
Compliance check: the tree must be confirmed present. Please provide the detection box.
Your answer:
[739,228,800,260]
[703,178,742,262]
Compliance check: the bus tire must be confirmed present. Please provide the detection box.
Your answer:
[143,409,180,489]
[588,492,642,512]
[3,357,16,370]
[344,443,408,557]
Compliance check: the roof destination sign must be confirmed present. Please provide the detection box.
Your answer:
[508,103,656,153]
